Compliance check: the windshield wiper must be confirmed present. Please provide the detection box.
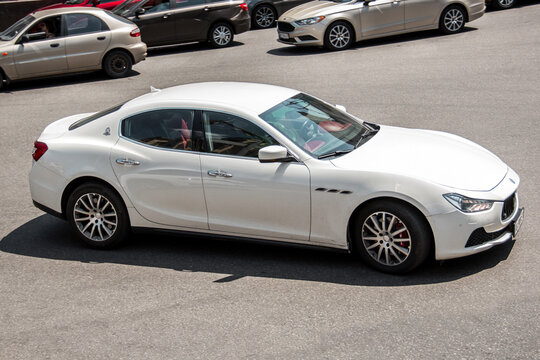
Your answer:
[355,128,378,148]
[317,149,353,159]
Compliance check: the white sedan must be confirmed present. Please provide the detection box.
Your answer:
[29,82,523,273]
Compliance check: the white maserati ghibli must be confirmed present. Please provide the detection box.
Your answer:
[29,82,523,273]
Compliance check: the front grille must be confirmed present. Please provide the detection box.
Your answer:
[501,193,516,221]
[298,35,317,41]
[278,22,295,32]
[465,226,510,247]
[279,37,296,43]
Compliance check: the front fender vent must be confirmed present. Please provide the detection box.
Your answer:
[315,188,352,195]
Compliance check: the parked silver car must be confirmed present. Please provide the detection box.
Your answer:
[0,7,147,89]
[277,0,485,50]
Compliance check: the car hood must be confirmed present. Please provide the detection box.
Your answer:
[280,1,356,21]
[330,125,508,191]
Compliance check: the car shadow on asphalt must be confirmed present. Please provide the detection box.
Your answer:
[1,70,141,93]
[268,28,477,57]
[146,41,245,58]
[0,214,515,286]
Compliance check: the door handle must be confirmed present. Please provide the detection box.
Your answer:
[50,43,60,48]
[204,7,209,11]
[116,158,141,166]
[207,170,232,178]
[97,36,106,40]
[163,13,172,19]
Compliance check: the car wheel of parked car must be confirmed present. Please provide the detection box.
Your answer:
[253,5,276,29]
[0,72,4,91]
[439,6,466,34]
[66,183,130,249]
[103,50,132,78]
[492,0,516,9]
[209,23,234,47]
[353,200,431,274]
[324,22,353,51]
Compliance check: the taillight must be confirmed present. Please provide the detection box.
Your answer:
[240,3,248,11]
[130,28,141,37]
[32,141,48,161]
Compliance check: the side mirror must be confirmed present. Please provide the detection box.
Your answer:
[135,8,146,17]
[258,145,295,163]
[364,0,374,4]
[335,104,347,113]
[20,32,47,44]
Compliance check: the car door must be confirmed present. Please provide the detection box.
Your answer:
[199,110,311,241]
[110,109,209,230]
[359,0,405,38]
[12,15,67,77]
[404,0,440,29]
[63,13,112,70]
[171,0,208,42]
[133,0,176,46]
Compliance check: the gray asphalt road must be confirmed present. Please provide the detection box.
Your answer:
[1,3,539,359]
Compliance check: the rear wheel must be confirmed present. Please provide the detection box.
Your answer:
[492,0,516,9]
[0,72,4,91]
[103,50,132,78]
[353,200,431,274]
[66,183,130,249]
[324,22,353,51]
[253,5,276,29]
[209,23,234,48]
[439,6,466,34]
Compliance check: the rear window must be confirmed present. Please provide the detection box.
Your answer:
[105,11,137,25]
[69,102,126,130]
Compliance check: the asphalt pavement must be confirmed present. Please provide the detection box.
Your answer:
[1,3,539,359]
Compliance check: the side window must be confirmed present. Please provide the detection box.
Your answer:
[174,0,205,8]
[26,16,62,40]
[65,14,109,36]
[122,109,196,151]
[145,0,171,13]
[203,111,278,158]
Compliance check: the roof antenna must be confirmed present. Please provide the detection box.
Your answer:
[150,86,161,93]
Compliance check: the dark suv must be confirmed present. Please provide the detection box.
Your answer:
[113,0,250,48]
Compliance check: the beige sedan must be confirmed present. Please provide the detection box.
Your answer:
[277,0,485,50]
[0,7,147,89]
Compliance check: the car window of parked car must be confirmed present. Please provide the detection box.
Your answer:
[202,111,278,158]
[0,15,35,41]
[146,0,172,13]
[23,16,62,41]
[122,109,196,151]
[69,102,127,130]
[65,13,109,36]
[174,0,205,9]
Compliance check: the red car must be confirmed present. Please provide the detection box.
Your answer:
[37,0,126,12]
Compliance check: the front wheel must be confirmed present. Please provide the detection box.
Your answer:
[209,23,234,48]
[439,6,466,34]
[324,22,353,51]
[103,50,132,78]
[66,183,130,249]
[492,0,516,9]
[253,5,277,29]
[353,200,431,274]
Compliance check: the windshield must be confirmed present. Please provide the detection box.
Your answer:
[113,0,148,16]
[0,15,35,41]
[259,93,374,158]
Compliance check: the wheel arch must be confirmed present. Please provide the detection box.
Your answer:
[61,176,131,224]
[251,2,277,16]
[346,196,435,257]
[208,19,236,37]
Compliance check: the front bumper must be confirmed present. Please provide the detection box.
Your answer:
[277,21,326,47]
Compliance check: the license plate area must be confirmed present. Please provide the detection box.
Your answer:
[512,207,524,237]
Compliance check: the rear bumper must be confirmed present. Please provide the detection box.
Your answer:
[468,3,486,22]
[233,18,251,34]
[126,42,147,64]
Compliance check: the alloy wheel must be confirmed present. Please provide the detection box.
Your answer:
[213,25,232,46]
[73,192,118,242]
[443,9,464,33]
[328,25,351,49]
[255,6,275,28]
[361,211,412,266]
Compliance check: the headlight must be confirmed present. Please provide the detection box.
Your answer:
[443,193,494,213]
[294,16,325,26]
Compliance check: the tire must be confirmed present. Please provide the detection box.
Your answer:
[353,200,431,274]
[209,23,234,48]
[66,183,130,249]
[439,6,466,35]
[103,50,132,78]
[0,71,4,91]
[324,21,353,51]
[253,5,277,29]
[492,0,516,9]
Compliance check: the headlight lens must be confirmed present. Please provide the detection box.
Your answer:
[443,193,494,213]
[294,16,325,26]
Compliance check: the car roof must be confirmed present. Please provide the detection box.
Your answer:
[122,82,301,115]
[30,7,107,18]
